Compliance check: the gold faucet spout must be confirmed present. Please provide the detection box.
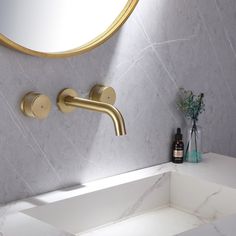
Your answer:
[64,96,126,136]
[57,88,126,136]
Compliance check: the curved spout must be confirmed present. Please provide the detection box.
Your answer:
[64,96,126,136]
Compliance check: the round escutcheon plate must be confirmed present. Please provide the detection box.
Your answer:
[57,88,79,113]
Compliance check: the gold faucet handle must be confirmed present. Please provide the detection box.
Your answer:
[20,92,52,119]
[89,85,116,105]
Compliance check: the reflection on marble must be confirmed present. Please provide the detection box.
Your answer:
[0,213,73,236]
[0,0,235,205]
[80,208,204,236]
[24,173,170,234]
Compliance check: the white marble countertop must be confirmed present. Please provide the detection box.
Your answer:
[1,152,236,236]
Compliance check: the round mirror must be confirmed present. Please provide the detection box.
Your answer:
[0,0,138,58]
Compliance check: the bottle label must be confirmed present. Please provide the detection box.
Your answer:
[173,150,183,158]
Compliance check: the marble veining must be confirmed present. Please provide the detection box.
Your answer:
[118,173,168,220]
[0,0,235,205]
[0,154,236,235]
[193,189,222,220]
[9,153,236,236]
[211,224,225,236]
[178,213,236,236]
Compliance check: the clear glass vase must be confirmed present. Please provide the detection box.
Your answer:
[185,120,202,163]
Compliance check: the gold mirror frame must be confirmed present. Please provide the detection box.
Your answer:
[0,0,138,58]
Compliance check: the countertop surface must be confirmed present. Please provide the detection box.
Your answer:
[1,152,236,236]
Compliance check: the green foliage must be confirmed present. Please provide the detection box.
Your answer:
[177,88,205,121]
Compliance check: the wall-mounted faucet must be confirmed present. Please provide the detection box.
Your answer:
[57,85,126,136]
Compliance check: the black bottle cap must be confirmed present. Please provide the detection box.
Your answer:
[175,128,182,141]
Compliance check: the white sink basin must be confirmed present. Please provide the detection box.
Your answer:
[23,171,236,236]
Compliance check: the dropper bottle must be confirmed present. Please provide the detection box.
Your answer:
[172,128,184,164]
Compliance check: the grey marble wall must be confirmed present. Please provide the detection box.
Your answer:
[0,0,236,203]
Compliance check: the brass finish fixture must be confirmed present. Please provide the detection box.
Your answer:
[0,0,139,58]
[89,85,116,105]
[56,89,78,113]
[57,87,126,136]
[21,92,52,119]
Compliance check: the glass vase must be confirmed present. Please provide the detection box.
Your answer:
[185,120,202,163]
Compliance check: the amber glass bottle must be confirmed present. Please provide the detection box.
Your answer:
[172,128,184,164]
